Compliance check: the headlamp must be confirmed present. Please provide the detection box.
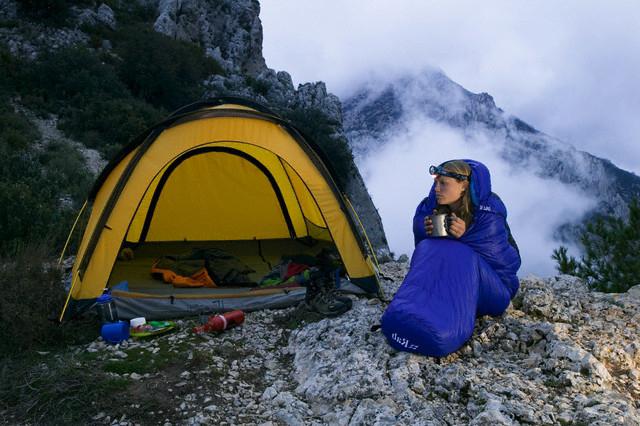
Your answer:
[429,165,469,181]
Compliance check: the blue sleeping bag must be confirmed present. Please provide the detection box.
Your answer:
[381,160,521,357]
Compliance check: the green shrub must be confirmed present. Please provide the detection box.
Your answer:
[16,29,222,156]
[0,180,56,254]
[0,109,50,253]
[245,76,271,96]
[0,244,77,354]
[114,24,224,111]
[0,101,37,148]
[552,197,640,292]
[0,48,20,97]
[22,47,129,108]
[16,0,94,20]
[58,97,164,157]
[0,105,92,255]
[284,107,355,189]
[551,246,579,275]
[0,155,86,256]
[41,140,94,202]
[16,46,165,156]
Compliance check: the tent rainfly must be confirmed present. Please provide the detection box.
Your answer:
[60,97,380,320]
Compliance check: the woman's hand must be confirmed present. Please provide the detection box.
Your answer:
[447,213,466,238]
[424,210,435,235]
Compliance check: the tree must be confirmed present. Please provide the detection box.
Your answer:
[551,246,578,275]
[553,197,640,292]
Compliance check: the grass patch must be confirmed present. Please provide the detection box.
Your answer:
[103,347,172,375]
[102,333,212,376]
[78,350,101,363]
[0,353,131,425]
[0,329,210,424]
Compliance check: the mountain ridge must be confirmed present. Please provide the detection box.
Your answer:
[343,69,640,223]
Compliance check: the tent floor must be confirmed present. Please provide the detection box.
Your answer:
[107,239,334,296]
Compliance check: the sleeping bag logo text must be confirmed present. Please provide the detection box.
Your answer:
[391,333,419,350]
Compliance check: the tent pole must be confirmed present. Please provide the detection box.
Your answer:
[343,195,380,269]
[58,200,88,265]
[58,272,79,322]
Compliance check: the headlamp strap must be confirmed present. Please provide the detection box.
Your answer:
[429,165,469,181]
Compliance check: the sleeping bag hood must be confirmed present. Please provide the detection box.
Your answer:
[414,160,500,241]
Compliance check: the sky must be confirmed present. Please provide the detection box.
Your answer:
[260,1,640,276]
[261,1,640,175]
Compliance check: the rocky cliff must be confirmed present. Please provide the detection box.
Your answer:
[0,0,390,258]
[153,0,266,76]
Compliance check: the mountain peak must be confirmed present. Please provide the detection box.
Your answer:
[476,92,497,109]
[344,69,520,149]
[343,68,640,229]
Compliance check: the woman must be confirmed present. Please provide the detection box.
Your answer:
[381,159,521,357]
[422,160,473,239]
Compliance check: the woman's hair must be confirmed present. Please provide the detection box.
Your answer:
[439,160,473,226]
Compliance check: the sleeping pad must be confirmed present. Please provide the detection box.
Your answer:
[381,159,521,357]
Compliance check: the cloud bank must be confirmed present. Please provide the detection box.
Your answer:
[357,116,594,277]
[261,1,640,175]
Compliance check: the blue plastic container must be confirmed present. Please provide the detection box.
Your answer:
[101,321,130,344]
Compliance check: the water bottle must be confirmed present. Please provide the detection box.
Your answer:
[193,310,245,333]
[95,290,119,324]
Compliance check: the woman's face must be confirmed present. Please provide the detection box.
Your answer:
[434,175,467,205]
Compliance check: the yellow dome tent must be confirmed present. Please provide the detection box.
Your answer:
[61,97,380,320]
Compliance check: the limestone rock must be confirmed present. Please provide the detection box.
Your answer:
[0,23,88,59]
[76,3,116,30]
[96,4,117,30]
[0,0,16,20]
[72,265,640,424]
[292,82,342,124]
[154,0,266,76]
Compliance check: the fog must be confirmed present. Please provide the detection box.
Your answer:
[260,1,634,275]
[261,1,640,175]
[358,115,594,276]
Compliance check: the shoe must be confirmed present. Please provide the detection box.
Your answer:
[330,290,353,307]
[304,265,353,317]
[304,289,351,317]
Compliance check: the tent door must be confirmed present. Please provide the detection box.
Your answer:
[137,147,296,242]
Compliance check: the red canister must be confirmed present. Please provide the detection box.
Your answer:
[193,310,245,333]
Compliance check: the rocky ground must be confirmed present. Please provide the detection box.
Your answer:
[30,262,640,425]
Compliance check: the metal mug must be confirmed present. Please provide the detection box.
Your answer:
[429,213,449,237]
